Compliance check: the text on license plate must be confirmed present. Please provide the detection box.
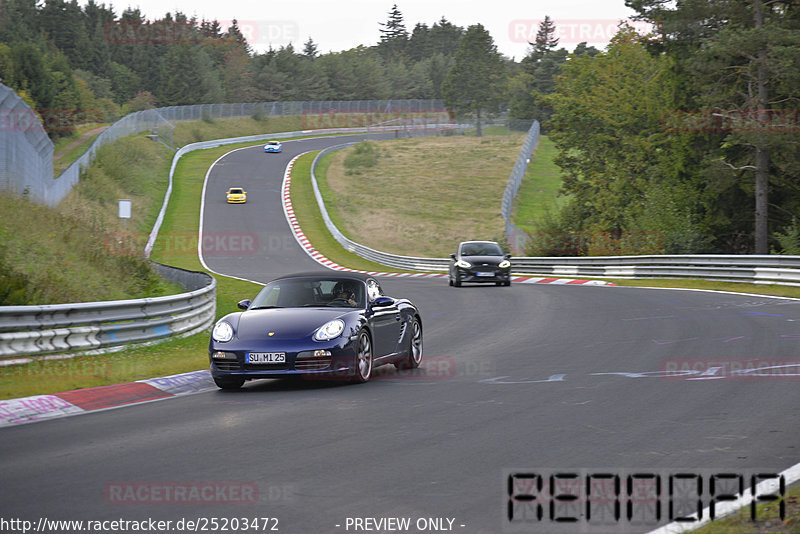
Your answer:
[246,352,286,364]
[476,272,494,277]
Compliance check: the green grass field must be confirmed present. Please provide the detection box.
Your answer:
[511,135,567,235]
[319,135,524,257]
[52,123,109,176]
[290,152,410,273]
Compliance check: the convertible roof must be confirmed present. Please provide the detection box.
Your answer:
[270,271,376,283]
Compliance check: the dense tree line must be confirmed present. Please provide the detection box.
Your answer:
[0,1,472,138]
[534,0,800,255]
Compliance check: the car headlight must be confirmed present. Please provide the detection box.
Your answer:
[455,259,471,269]
[212,321,234,342]
[499,260,511,269]
[313,319,345,341]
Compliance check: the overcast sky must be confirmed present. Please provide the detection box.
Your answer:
[95,0,645,59]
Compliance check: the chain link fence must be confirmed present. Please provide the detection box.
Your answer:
[502,120,540,254]
[157,99,445,121]
[0,84,54,205]
[0,93,447,207]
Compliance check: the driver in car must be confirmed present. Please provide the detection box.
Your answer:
[332,281,359,307]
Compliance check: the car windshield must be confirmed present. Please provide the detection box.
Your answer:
[267,142,279,145]
[229,189,243,194]
[250,278,365,309]
[460,242,503,256]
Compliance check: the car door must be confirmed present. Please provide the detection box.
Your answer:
[366,279,402,357]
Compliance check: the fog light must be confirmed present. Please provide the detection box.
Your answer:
[212,351,231,359]
[313,350,331,358]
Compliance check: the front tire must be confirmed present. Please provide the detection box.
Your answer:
[352,330,373,383]
[454,273,462,287]
[395,317,423,370]
[214,376,244,390]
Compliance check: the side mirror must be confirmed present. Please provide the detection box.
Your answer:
[505,254,512,259]
[237,299,251,310]
[370,296,395,308]
[449,253,456,259]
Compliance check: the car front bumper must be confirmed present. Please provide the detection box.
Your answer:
[209,338,358,380]
[454,268,511,283]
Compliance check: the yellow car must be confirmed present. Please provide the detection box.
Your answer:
[226,187,247,204]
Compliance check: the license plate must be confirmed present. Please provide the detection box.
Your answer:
[246,352,286,364]
[476,272,494,277]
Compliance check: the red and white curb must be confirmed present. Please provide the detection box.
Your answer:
[0,370,216,428]
[281,154,613,286]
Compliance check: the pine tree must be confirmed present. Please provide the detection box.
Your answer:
[0,0,40,43]
[407,23,430,61]
[533,16,559,58]
[441,24,505,136]
[302,37,319,59]
[225,19,251,55]
[429,17,464,55]
[378,4,408,60]
[521,16,559,73]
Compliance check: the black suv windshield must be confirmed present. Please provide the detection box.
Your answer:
[460,242,503,256]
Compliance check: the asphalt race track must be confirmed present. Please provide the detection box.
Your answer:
[1,134,799,534]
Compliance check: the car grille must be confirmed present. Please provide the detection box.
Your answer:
[295,357,332,371]
[244,363,290,371]
[214,361,241,371]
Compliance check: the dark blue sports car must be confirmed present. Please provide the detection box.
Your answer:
[209,272,423,389]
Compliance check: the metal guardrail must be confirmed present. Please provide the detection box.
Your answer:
[309,146,800,286]
[506,255,800,285]
[0,263,215,361]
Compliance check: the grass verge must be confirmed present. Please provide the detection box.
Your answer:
[0,142,262,399]
[52,123,109,176]
[290,152,410,273]
[320,135,524,257]
[0,136,179,305]
[693,480,799,533]
[607,278,800,299]
[511,135,567,235]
